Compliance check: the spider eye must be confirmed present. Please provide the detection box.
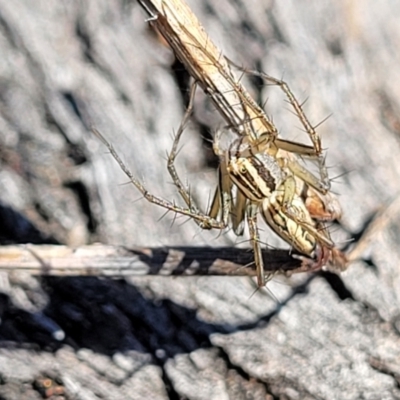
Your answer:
[240,165,247,173]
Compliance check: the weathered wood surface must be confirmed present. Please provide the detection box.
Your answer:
[0,1,400,399]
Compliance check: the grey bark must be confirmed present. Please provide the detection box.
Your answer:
[0,1,399,399]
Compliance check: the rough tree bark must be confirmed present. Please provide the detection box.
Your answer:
[0,1,400,399]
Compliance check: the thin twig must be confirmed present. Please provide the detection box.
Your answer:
[347,195,400,262]
[0,244,304,277]
[137,0,276,143]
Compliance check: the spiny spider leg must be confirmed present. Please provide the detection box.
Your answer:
[166,82,201,215]
[92,127,225,230]
[247,202,272,286]
[228,59,330,192]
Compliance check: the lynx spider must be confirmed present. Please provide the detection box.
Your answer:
[93,68,344,286]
